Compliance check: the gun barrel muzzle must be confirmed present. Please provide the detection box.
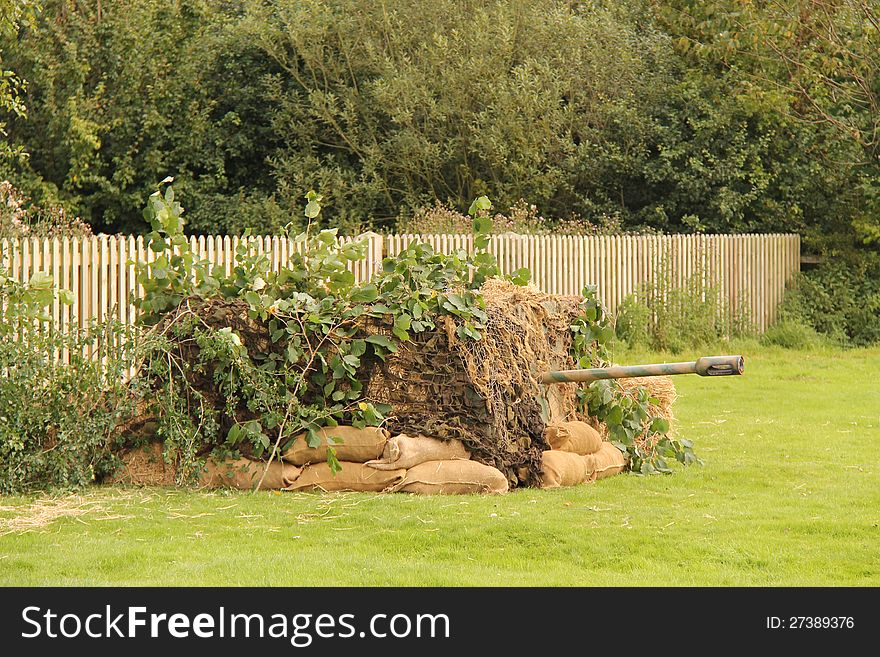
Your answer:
[539,355,744,384]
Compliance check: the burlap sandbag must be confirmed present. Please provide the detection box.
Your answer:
[199,457,301,490]
[365,433,470,471]
[282,426,389,466]
[585,442,627,481]
[394,460,509,495]
[284,461,406,492]
[544,421,603,455]
[539,450,589,489]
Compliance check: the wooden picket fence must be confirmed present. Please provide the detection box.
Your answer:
[1,232,800,348]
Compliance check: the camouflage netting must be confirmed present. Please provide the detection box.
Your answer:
[362,279,677,487]
[366,280,574,487]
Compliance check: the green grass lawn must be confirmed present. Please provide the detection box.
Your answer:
[2,342,878,586]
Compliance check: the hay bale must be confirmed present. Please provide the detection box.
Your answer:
[105,442,301,490]
[617,375,677,431]
[105,442,176,486]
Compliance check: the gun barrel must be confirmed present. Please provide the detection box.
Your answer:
[539,355,744,385]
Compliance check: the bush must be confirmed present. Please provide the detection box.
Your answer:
[5,0,854,237]
[0,325,135,494]
[0,242,133,493]
[760,317,827,350]
[614,294,652,348]
[781,254,880,347]
[613,263,747,352]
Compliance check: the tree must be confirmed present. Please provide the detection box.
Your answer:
[656,0,880,247]
[0,0,34,163]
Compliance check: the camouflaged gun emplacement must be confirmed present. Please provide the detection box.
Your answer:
[539,355,745,384]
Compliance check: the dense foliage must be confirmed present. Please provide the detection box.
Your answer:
[2,1,879,346]
[0,264,134,493]
[0,0,873,252]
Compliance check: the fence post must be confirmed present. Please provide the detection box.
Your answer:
[359,231,385,281]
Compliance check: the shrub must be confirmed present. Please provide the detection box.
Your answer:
[760,317,827,350]
[0,325,137,494]
[0,267,134,493]
[613,261,746,353]
[614,294,652,348]
[781,254,880,347]
[0,225,133,492]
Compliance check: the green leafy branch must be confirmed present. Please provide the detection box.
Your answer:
[571,285,700,473]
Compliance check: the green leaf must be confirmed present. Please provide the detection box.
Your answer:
[510,267,530,285]
[650,417,670,434]
[468,195,492,217]
[227,424,242,445]
[365,334,397,351]
[326,448,341,475]
[58,289,75,305]
[305,428,322,448]
[444,293,466,311]
[606,405,623,426]
[350,285,378,303]
[28,272,54,290]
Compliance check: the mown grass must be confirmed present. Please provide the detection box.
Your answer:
[1,343,878,586]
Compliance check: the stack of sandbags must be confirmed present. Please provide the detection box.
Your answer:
[367,433,508,495]
[539,421,627,489]
[280,426,402,492]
